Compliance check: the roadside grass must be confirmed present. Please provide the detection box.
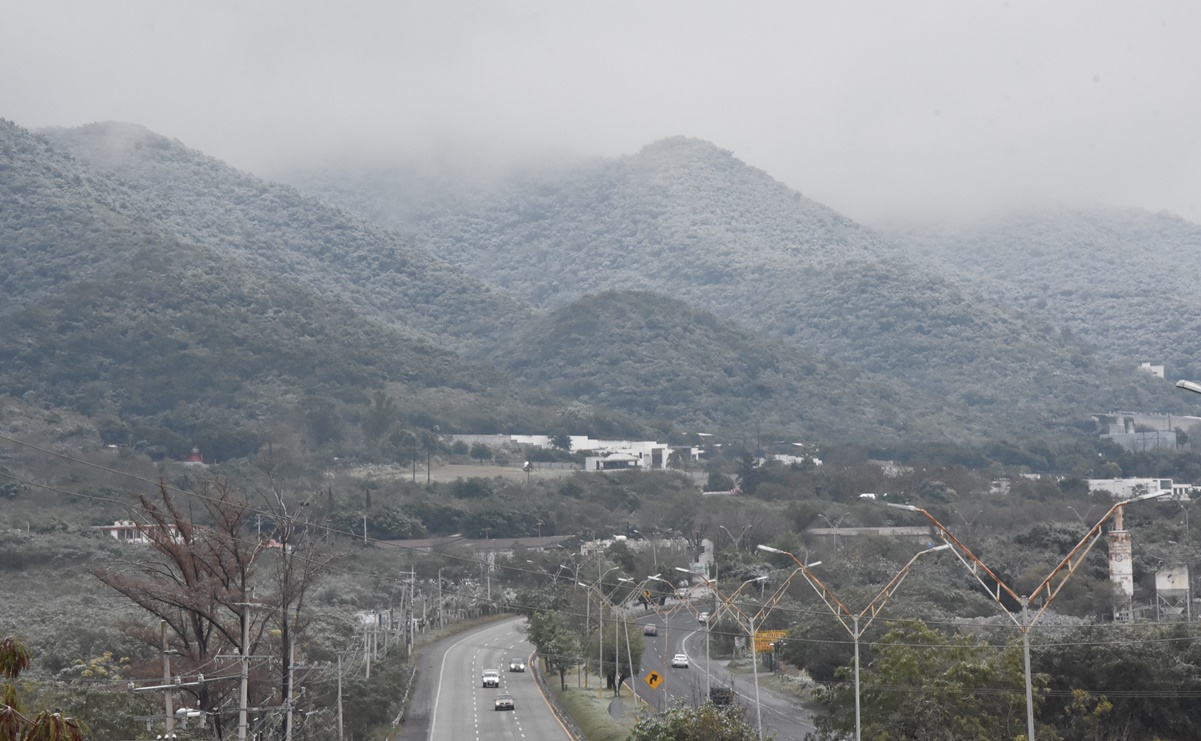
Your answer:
[554,674,644,741]
[723,657,823,709]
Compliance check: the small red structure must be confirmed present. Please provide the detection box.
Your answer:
[183,448,206,466]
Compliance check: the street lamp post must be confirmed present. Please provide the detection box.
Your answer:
[757,543,947,741]
[633,529,659,569]
[816,513,848,554]
[680,568,801,740]
[884,489,1168,741]
[1066,505,1096,527]
[647,573,685,708]
[589,575,659,706]
[579,566,619,697]
[705,575,770,739]
[738,576,770,741]
[675,567,714,696]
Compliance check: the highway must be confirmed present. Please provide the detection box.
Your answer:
[424,617,573,741]
[632,603,817,741]
[404,609,814,741]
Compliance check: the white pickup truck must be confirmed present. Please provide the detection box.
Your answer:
[482,669,500,688]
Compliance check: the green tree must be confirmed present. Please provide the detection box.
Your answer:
[666,448,689,472]
[550,430,572,451]
[585,617,645,694]
[303,396,343,448]
[629,700,764,741]
[1,637,87,740]
[525,612,581,690]
[704,470,736,492]
[811,621,1040,741]
[470,442,493,462]
[736,452,758,495]
[361,390,397,445]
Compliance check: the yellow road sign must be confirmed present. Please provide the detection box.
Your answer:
[644,670,664,690]
[753,629,788,653]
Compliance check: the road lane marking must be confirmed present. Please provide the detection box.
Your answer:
[429,621,513,741]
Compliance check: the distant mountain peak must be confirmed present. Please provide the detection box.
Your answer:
[629,136,747,173]
[637,135,730,156]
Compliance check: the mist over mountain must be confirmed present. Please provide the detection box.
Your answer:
[37,121,530,350]
[284,136,1190,435]
[0,118,576,456]
[4,112,1194,458]
[883,208,1201,382]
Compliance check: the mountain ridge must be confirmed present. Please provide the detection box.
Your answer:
[284,135,1192,432]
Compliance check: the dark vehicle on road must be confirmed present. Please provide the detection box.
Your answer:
[709,686,734,706]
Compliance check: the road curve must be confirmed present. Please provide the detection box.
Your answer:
[634,606,816,741]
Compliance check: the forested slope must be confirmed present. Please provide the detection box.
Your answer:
[37,121,531,349]
[0,119,559,456]
[887,208,1201,380]
[498,290,985,442]
[286,137,1193,434]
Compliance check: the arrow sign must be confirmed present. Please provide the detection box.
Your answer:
[644,670,664,690]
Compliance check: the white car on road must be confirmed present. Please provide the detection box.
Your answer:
[671,653,689,668]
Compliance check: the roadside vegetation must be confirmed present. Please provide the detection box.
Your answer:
[5,411,1201,739]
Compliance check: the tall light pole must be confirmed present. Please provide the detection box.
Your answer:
[719,524,751,557]
[586,574,658,705]
[632,529,658,569]
[757,543,943,741]
[676,565,806,738]
[816,513,848,554]
[647,574,687,709]
[884,489,1168,741]
[578,566,618,697]
[732,576,769,741]
[675,567,715,696]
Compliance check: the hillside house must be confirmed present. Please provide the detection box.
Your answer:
[1086,477,1193,500]
[96,519,182,544]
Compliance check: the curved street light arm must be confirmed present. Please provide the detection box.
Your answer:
[681,568,750,624]
[758,545,855,633]
[1026,494,1165,626]
[750,567,808,625]
[710,577,767,627]
[885,503,1024,607]
[855,544,950,635]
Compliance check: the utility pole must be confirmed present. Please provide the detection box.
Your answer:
[284,636,295,741]
[237,605,250,741]
[336,654,344,741]
[160,620,174,735]
[410,569,417,651]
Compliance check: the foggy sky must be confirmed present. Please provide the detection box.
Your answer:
[4,1,1200,225]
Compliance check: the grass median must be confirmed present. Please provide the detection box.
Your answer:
[552,673,644,741]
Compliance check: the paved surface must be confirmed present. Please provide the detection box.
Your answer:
[398,617,573,741]
[633,602,817,741]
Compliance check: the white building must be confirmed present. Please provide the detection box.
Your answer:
[95,519,182,544]
[1087,478,1180,500]
[1138,362,1165,379]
